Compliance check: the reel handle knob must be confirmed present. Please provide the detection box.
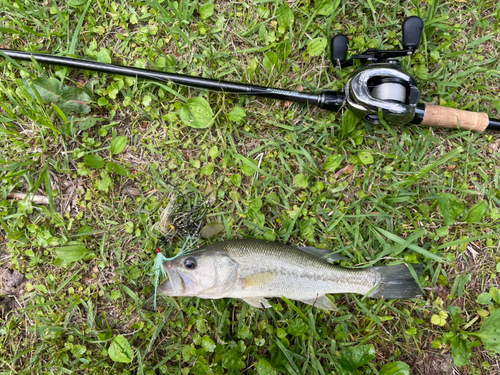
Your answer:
[331,34,349,65]
[402,16,423,52]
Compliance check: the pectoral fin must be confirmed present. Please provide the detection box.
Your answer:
[242,297,271,309]
[242,271,277,288]
[299,295,338,311]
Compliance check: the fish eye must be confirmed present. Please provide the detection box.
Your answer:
[184,257,197,270]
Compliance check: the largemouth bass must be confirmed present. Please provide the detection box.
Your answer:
[158,239,422,310]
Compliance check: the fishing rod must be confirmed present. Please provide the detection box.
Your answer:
[1,16,499,132]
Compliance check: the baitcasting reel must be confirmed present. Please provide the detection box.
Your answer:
[331,16,423,125]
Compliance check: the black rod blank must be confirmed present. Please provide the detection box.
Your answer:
[489,119,500,131]
[0,49,344,111]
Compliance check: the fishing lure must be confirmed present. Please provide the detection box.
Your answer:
[152,185,213,240]
[149,185,213,309]
[149,236,200,310]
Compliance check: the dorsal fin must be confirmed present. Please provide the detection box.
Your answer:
[296,246,347,263]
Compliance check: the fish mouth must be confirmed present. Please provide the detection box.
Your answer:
[158,262,195,296]
[157,279,173,295]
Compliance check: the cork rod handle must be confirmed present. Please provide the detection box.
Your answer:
[420,104,489,132]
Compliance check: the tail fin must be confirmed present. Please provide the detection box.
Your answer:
[369,264,422,299]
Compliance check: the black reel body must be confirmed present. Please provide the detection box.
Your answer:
[332,16,424,125]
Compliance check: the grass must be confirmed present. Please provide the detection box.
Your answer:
[1,0,500,374]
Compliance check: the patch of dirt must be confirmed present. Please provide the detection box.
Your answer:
[0,267,26,318]
[452,243,497,306]
[413,351,455,375]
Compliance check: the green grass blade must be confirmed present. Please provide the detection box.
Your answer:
[374,227,444,262]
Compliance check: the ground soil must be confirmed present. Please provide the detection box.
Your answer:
[0,266,26,319]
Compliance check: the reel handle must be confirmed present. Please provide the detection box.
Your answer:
[331,16,423,68]
[402,16,423,52]
[417,104,490,132]
[331,34,349,65]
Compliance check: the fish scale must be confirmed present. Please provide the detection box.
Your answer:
[219,240,377,298]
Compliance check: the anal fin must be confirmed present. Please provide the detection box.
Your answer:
[242,297,271,309]
[298,295,337,311]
